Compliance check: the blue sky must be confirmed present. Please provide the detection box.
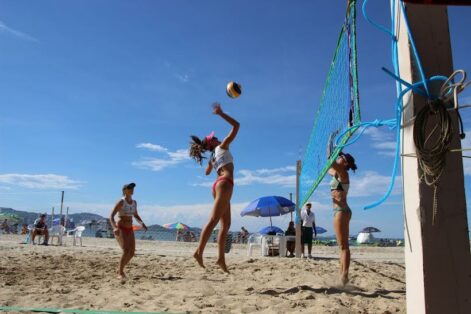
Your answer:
[0,1,470,238]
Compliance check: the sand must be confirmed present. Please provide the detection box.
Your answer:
[0,234,405,313]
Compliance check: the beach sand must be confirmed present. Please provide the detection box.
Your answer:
[0,234,405,313]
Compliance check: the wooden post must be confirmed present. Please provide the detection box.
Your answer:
[59,191,64,245]
[396,2,471,313]
[295,160,302,257]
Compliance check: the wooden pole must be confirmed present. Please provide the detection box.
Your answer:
[50,207,54,229]
[59,191,64,245]
[395,2,471,313]
[289,192,293,221]
[295,160,302,258]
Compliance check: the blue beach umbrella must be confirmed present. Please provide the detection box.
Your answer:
[259,226,284,235]
[314,226,327,234]
[240,196,295,227]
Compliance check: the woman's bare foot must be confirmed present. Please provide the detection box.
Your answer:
[193,251,205,268]
[340,273,349,286]
[216,259,230,273]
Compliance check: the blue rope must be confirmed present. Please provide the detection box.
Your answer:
[358,0,448,209]
[361,0,396,40]
[363,76,447,210]
[334,119,397,150]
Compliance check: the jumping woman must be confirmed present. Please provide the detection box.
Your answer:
[110,182,148,279]
[328,152,357,285]
[189,103,239,273]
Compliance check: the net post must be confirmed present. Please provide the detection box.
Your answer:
[295,160,302,258]
[395,2,471,313]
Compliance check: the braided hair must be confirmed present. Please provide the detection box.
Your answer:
[189,135,209,165]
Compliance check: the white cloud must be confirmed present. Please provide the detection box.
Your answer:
[364,128,397,157]
[136,143,168,152]
[0,20,38,42]
[192,166,297,188]
[175,73,189,83]
[132,158,182,171]
[0,174,83,189]
[350,171,402,197]
[134,143,190,171]
[237,169,296,187]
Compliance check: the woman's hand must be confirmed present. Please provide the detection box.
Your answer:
[113,228,120,237]
[142,223,148,232]
[212,102,223,115]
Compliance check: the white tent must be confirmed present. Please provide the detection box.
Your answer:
[356,232,376,244]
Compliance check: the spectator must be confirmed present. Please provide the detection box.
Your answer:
[21,224,28,235]
[32,214,49,245]
[301,203,317,258]
[176,229,184,241]
[285,221,296,257]
[238,227,249,243]
[1,219,10,234]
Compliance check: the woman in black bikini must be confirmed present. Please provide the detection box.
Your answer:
[328,152,357,285]
[189,103,239,273]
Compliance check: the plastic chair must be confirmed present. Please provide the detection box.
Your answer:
[246,233,263,256]
[50,225,66,245]
[27,225,44,245]
[67,226,85,246]
[261,234,286,257]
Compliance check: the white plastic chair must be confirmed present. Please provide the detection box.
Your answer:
[67,226,85,246]
[261,234,286,258]
[50,225,66,245]
[27,225,44,245]
[246,233,263,256]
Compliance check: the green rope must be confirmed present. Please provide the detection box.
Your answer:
[0,306,176,314]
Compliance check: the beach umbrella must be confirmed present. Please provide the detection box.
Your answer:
[163,222,190,230]
[360,226,381,233]
[240,196,295,227]
[314,226,327,234]
[259,226,284,235]
[0,213,22,223]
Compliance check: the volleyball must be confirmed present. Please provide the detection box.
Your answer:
[226,81,242,98]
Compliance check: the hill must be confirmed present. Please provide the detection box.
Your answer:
[0,207,106,225]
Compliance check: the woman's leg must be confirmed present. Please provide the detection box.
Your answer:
[334,210,352,285]
[216,201,231,273]
[193,181,233,268]
[118,230,134,278]
[122,231,136,268]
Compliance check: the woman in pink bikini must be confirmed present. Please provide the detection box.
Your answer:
[110,182,148,279]
[189,103,239,273]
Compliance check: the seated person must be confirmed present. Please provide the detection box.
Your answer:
[183,231,192,242]
[238,227,249,243]
[21,224,28,235]
[1,219,10,234]
[189,231,196,242]
[176,229,183,241]
[32,214,49,245]
[285,221,296,257]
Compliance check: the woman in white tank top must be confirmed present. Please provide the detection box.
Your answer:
[189,103,240,273]
[109,182,148,280]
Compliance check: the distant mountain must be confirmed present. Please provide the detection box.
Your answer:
[0,207,106,225]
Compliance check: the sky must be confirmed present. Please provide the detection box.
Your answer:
[0,1,470,238]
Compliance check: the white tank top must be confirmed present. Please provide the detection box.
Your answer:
[211,146,234,171]
[119,198,136,217]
